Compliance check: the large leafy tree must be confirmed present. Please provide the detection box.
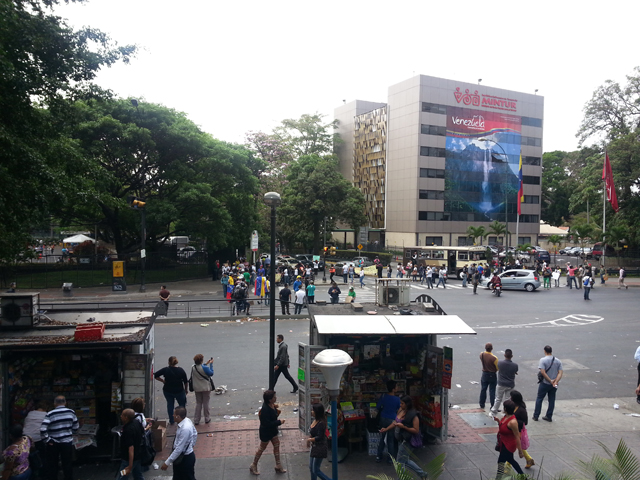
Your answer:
[274,113,339,159]
[541,151,573,226]
[59,98,259,255]
[0,0,135,262]
[279,155,366,253]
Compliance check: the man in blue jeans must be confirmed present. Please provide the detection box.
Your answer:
[376,381,401,464]
[479,343,498,409]
[533,345,563,422]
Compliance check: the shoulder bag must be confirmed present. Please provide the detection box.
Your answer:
[537,356,555,384]
[191,364,215,391]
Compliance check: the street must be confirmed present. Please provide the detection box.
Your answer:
[152,279,639,422]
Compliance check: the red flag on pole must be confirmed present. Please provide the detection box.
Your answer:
[602,153,619,212]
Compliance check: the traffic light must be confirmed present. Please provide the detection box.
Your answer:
[323,246,328,253]
[127,196,146,209]
[330,246,336,256]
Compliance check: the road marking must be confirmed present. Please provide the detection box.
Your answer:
[475,314,604,329]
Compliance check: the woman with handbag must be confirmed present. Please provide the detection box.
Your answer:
[394,396,427,479]
[494,400,525,478]
[250,390,286,475]
[0,425,34,480]
[306,403,329,480]
[191,354,214,425]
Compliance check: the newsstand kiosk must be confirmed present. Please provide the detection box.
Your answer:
[0,293,156,460]
[298,309,476,448]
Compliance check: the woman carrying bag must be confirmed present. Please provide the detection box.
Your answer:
[250,390,286,475]
[494,399,525,478]
[306,403,329,480]
[190,354,214,425]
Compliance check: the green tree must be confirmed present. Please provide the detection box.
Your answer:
[466,226,486,245]
[0,0,135,264]
[487,221,507,245]
[274,113,340,159]
[547,234,565,265]
[279,155,366,253]
[59,98,258,255]
[541,151,573,225]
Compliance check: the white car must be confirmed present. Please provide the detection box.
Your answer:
[178,246,196,258]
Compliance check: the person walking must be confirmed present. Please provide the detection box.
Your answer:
[329,266,335,283]
[306,403,329,480]
[328,282,341,304]
[494,400,525,478]
[279,284,291,315]
[490,349,518,416]
[533,345,563,422]
[154,356,188,425]
[159,285,171,315]
[472,267,481,295]
[294,286,306,315]
[342,263,349,284]
[375,381,400,464]
[635,345,640,404]
[436,266,447,288]
[461,266,468,288]
[425,266,433,289]
[618,266,628,289]
[567,264,577,289]
[543,267,551,289]
[191,354,214,425]
[250,390,287,475]
[117,409,143,480]
[479,343,499,410]
[376,262,384,279]
[359,268,366,288]
[583,275,592,300]
[160,406,197,480]
[387,264,392,278]
[40,395,79,480]
[510,390,535,469]
[394,396,428,479]
[348,263,355,284]
[272,335,298,393]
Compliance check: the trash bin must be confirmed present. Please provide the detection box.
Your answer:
[62,283,73,297]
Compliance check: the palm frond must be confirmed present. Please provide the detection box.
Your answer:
[366,474,396,480]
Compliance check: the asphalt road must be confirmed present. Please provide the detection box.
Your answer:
[151,279,638,423]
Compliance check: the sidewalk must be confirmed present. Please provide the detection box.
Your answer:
[71,396,640,480]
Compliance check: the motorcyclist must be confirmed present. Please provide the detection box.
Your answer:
[488,272,502,292]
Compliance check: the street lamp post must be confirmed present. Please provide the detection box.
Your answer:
[479,138,511,249]
[312,349,353,480]
[264,192,281,390]
[322,216,327,283]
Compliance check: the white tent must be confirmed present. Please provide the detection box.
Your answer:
[62,234,95,244]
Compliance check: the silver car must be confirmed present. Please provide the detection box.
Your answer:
[498,269,541,292]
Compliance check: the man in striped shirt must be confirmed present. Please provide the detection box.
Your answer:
[41,395,79,480]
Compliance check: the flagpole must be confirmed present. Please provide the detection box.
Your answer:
[602,150,607,269]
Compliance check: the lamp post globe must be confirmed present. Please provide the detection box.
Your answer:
[264,192,281,208]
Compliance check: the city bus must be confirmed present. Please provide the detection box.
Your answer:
[402,246,488,279]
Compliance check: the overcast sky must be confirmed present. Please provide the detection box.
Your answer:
[54,0,639,153]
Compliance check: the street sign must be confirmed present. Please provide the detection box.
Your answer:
[357,244,363,250]
[251,230,259,252]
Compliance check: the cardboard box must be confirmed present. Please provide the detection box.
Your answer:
[152,426,165,453]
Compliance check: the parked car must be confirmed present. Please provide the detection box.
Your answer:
[592,243,616,260]
[579,247,593,259]
[352,256,374,267]
[497,269,541,292]
[178,246,196,258]
[534,250,551,263]
[294,254,324,271]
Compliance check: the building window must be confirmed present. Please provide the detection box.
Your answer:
[523,176,540,185]
[420,124,446,136]
[522,156,541,166]
[419,168,445,178]
[488,236,504,245]
[521,136,542,147]
[372,144,381,153]
[457,236,472,246]
[421,102,447,114]
[425,236,443,246]
[521,117,543,128]
[518,237,532,245]
[523,195,539,204]
[418,211,450,221]
[420,146,446,157]
[519,215,539,223]
[419,189,445,200]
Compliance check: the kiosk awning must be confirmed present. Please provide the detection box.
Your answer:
[313,314,476,336]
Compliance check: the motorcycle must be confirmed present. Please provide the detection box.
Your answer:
[490,282,502,297]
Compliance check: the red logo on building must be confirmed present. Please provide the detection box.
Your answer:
[454,87,517,112]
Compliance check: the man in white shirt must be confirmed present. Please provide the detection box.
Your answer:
[161,406,197,479]
[294,287,306,315]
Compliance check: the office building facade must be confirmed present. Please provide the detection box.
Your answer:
[334,75,543,247]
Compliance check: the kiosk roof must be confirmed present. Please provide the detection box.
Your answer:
[313,314,475,336]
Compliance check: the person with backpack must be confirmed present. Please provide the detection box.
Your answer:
[619,267,628,289]
[131,397,155,472]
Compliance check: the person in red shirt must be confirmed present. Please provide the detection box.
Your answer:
[159,286,170,315]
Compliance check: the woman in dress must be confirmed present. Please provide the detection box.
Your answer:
[510,390,534,469]
[250,390,287,475]
[153,356,188,425]
[495,399,524,478]
[1,424,33,480]
[306,403,329,480]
